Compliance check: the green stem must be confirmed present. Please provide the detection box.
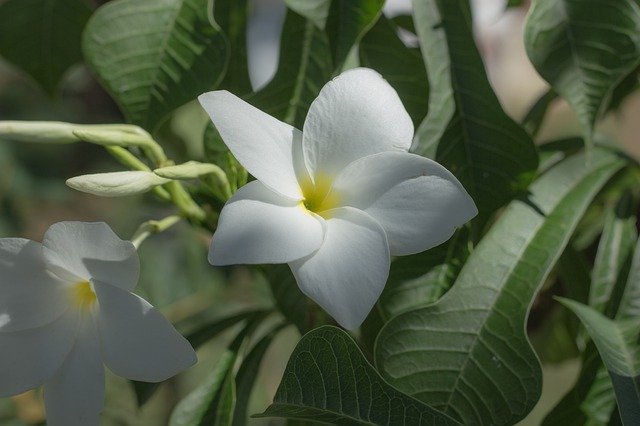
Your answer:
[131,215,182,249]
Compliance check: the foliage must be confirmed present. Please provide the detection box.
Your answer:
[1,0,640,425]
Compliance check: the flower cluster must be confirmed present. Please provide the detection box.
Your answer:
[0,222,196,425]
[200,68,477,329]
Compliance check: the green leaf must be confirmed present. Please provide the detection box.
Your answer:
[169,351,237,426]
[359,16,429,127]
[214,0,252,95]
[325,0,384,70]
[557,298,640,425]
[0,0,92,94]
[522,89,558,138]
[203,123,246,193]
[83,0,228,131]
[523,0,640,148]
[232,323,286,426]
[248,10,332,128]
[255,326,461,425]
[412,0,538,217]
[589,193,637,315]
[283,0,331,29]
[375,149,626,425]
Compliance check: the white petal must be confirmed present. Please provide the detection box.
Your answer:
[94,281,197,382]
[66,171,170,197]
[209,180,325,265]
[333,152,477,256]
[42,222,140,291]
[289,207,389,329]
[44,319,104,426]
[0,238,69,332]
[198,91,305,199]
[0,310,77,397]
[302,68,413,179]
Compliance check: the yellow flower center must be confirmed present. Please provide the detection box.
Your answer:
[71,281,97,311]
[300,173,340,217]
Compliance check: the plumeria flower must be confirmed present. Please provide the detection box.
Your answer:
[200,68,477,329]
[0,222,197,425]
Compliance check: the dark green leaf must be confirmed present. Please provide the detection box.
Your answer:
[522,89,558,138]
[283,0,331,29]
[412,0,538,217]
[256,326,461,425]
[83,0,228,130]
[214,0,252,95]
[263,264,312,333]
[0,0,92,94]
[359,17,429,127]
[607,68,639,112]
[557,298,640,425]
[375,149,626,425]
[248,10,332,128]
[524,0,640,148]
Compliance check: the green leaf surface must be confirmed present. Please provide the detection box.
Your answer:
[83,0,228,130]
[589,193,637,315]
[412,0,538,217]
[248,10,332,128]
[524,0,640,147]
[256,326,461,425]
[325,0,384,70]
[214,0,252,95]
[375,149,626,425]
[0,0,92,94]
[359,16,429,127]
[263,265,313,333]
[557,298,640,425]
[522,89,558,138]
[283,0,331,29]
[170,351,237,426]
[203,123,246,193]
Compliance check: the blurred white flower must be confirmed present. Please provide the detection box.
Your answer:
[200,67,477,329]
[0,222,196,426]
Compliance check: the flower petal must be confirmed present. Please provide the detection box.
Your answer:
[42,222,140,291]
[209,180,325,265]
[302,68,413,179]
[333,152,478,256]
[0,238,69,332]
[289,207,389,329]
[199,91,305,199]
[0,310,77,397]
[44,319,104,426]
[94,281,197,382]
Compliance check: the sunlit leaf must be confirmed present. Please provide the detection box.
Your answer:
[375,149,626,425]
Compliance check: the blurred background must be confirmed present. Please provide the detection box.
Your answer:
[0,0,638,424]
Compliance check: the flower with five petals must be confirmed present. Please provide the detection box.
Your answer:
[200,68,477,329]
[0,222,197,425]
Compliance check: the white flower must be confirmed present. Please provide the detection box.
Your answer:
[0,222,197,425]
[199,68,477,329]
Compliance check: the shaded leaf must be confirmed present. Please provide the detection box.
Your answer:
[375,149,626,425]
[283,0,331,29]
[0,0,92,94]
[522,89,558,138]
[83,0,228,130]
[256,326,461,425]
[214,0,252,95]
[359,16,429,126]
[524,0,640,147]
[412,0,538,217]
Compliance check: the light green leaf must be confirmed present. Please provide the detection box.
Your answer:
[375,149,626,425]
[557,298,640,425]
[169,351,237,426]
[83,0,228,131]
[524,0,640,148]
[411,0,538,217]
[256,326,461,425]
[359,16,429,127]
[590,193,637,315]
[248,10,332,128]
[0,0,92,94]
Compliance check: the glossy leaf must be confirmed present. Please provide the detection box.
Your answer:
[248,10,332,128]
[558,298,640,425]
[0,0,92,94]
[256,326,461,425]
[524,0,640,147]
[375,149,626,425]
[83,0,228,130]
[411,0,538,217]
[359,16,429,126]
